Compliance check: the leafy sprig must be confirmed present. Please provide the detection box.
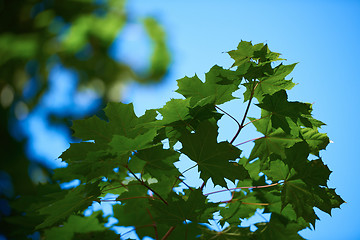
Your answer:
[12,41,343,239]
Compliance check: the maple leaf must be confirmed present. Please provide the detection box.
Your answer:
[43,211,113,240]
[255,213,306,240]
[257,90,312,133]
[281,179,319,227]
[176,65,241,105]
[55,142,125,182]
[249,128,302,162]
[243,64,296,102]
[151,189,217,226]
[219,191,261,226]
[179,120,248,187]
[128,146,182,197]
[36,182,101,229]
[300,128,329,156]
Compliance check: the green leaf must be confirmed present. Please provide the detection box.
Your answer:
[255,214,305,240]
[219,191,261,226]
[71,115,111,143]
[157,98,192,126]
[36,182,101,229]
[151,189,217,225]
[176,65,241,105]
[257,90,312,133]
[109,128,159,156]
[43,211,112,240]
[112,183,158,239]
[228,41,284,69]
[281,179,319,226]
[300,128,329,155]
[179,121,247,187]
[313,187,344,215]
[128,146,182,196]
[243,64,296,102]
[263,160,296,182]
[249,128,302,162]
[55,142,127,182]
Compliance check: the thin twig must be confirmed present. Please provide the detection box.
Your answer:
[171,164,198,190]
[127,167,168,205]
[230,81,259,144]
[146,208,159,240]
[215,105,242,143]
[161,226,176,240]
[120,224,154,237]
[204,182,280,196]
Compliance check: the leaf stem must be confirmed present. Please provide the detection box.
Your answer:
[127,167,168,205]
[234,136,264,147]
[242,113,272,128]
[205,182,280,196]
[161,226,176,240]
[215,105,241,144]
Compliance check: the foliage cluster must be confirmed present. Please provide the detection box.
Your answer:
[5,41,343,239]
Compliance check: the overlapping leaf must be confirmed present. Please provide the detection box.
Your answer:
[243,64,296,102]
[151,189,217,225]
[36,182,101,230]
[44,211,114,240]
[257,90,312,133]
[179,120,248,187]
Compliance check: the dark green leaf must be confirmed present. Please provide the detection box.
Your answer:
[179,121,247,187]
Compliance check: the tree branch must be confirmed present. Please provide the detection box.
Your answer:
[146,208,159,240]
[161,226,176,240]
[230,81,259,144]
[215,105,242,144]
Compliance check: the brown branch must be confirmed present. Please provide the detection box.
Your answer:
[127,167,168,205]
[230,81,259,144]
[146,208,159,240]
[161,226,176,240]
[242,202,270,206]
[215,105,242,144]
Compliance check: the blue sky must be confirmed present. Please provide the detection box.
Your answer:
[20,0,360,239]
